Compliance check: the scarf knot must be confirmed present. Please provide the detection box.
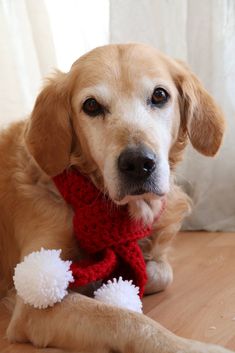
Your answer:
[53,169,158,297]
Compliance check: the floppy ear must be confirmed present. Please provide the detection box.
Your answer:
[25,72,72,176]
[175,62,225,156]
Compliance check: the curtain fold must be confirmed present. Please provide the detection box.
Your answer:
[0,0,51,125]
[0,0,109,125]
[110,0,235,231]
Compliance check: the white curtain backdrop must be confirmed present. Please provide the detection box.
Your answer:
[110,0,235,231]
[0,0,53,125]
[0,0,109,126]
[1,0,235,230]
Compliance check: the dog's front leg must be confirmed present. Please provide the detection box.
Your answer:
[7,293,233,353]
[6,216,233,353]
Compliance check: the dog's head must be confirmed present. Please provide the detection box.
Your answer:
[25,43,225,205]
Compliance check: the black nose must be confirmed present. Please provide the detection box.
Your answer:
[118,145,156,180]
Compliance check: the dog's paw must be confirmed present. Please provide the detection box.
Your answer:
[144,260,173,294]
[185,341,233,353]
[204,346,233,353]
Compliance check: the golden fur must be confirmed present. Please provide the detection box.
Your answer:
[0,44,229,353]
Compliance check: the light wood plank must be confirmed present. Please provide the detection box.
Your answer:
[143,232,235,350]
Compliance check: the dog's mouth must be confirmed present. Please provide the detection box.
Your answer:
[108,166,168,205]
[130,187,165,197]
[130,188,151,196]
[114,185,165,205]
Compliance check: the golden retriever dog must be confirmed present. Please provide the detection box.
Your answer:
[0,43,230,353]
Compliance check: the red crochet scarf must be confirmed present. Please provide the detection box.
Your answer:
[53,169,164,297]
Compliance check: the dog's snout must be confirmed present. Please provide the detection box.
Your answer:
[118,146,156,180]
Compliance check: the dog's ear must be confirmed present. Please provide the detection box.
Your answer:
[25,72,72,176]
[174,61,225,156]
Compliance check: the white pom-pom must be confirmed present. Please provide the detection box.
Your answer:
[94,277,143,313]
[13,248,74,309]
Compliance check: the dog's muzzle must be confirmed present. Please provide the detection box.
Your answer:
[117,144,162,199]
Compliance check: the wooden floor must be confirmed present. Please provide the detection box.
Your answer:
[0,232,235,352]
[143,232,235,350]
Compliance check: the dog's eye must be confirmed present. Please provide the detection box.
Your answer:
[83,98,104,117]
[151,88,169,107]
